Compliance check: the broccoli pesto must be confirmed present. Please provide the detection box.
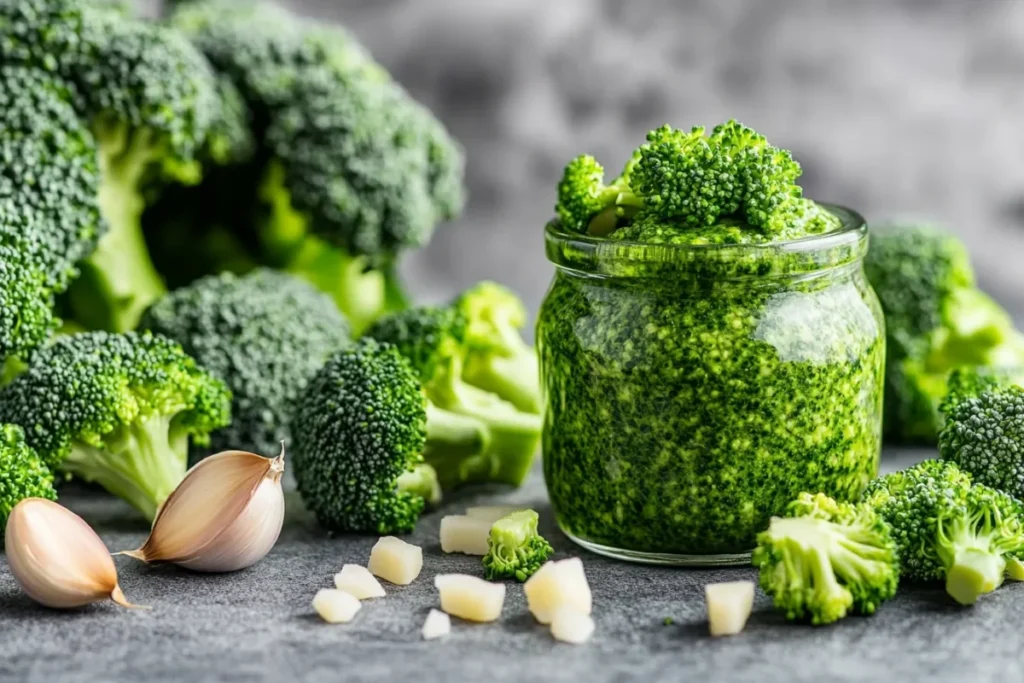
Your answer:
[539,122,885,562]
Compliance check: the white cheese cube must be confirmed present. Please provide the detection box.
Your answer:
[368,536,423,585]
[524,557,592,624]
[705,581,754,636]
[422,608,451,640]
[550,607,595,644]
[434,574,506,622]
[334,564,386,599]
[312,589,361,624]
[440,515,492,555]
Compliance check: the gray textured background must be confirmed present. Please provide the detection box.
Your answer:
[147,0,1024,325]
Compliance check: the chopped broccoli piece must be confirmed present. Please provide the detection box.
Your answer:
[0,331,231,520]
[482,510,553,582]
[0,423,57,533]
[140,269,351,460]
[864,222,1024,443]
[864,460,1024,604]
[292,339,493,534]
[939,368,1024,499]
[752,492,898,625]
[555,154,641,234]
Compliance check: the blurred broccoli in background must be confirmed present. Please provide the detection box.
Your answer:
[145,0,465,333]
[864,222,1024,444]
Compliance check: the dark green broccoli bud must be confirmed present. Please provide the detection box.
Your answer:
[140,269,351,460]
[864,222,1024,443]
[482,510,553,582]
[555,154,641,234]
[752,492,898,625]
[365,296,542,492]
[291,339,487,534]
[939,371,1024,499]
[863,460,1024,604]
[0,330,232,520]
[454,282,541,415]
[0,423,57,532]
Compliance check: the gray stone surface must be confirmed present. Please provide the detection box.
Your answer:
[3,448,1019,683]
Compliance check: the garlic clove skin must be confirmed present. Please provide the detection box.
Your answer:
[5,498,142,609]
[121,446,285,573]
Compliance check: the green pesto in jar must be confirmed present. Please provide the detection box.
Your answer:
[537,205,884,563]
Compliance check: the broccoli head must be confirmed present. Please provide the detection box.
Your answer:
[482,510,553,582]
[140,269,351,460]
[752,492,898,625]
[555,153,641,234]
[364,293,542,493]
[938,368,1024,499]
[863,460,1024,604]
[864,222,1024,443]
[0,423,57,532]
[291,339,487,534]
[0,331,232,520]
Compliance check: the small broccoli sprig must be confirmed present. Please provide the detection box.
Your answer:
[864,460,1024,605]
[864,222,1024,444]
[939,368,1024,499]
[0,423,57,532]
[752,492,898,625]
[0,331,232,520]
[482,509,553,582]
[291,339,493,534]
[555,154,641,234]
[140,269,351,460]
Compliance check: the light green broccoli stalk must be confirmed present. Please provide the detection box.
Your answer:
[482,510,553,582]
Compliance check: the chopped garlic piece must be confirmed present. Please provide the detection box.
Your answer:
[524,557,592,624]
[422,608,451,640]
[313,589,361,624]
[368,536,423,585]
[705,581,754,636]
[334,564,386,599]
[440,515,492,555]
[464,506,526,525]
[434,574,506,622]
[550,607,595,644]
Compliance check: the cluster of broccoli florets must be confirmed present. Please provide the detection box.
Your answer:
[555,120,838,242]
[0,1,544,537]
[292,283,543,534]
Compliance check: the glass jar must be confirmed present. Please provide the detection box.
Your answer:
[537,205,884,566]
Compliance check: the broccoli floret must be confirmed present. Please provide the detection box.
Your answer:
[0,0,219,333]
[554,120,827,240]
[752,492,898,625]
[0,331,231,520]
[482,510,553,582]
[939,369,1024,499]
[364,297,542,492]
[153,0,465,333]
[864,222,1024,443]
[291,339,489,534]
[0,423,57,532]
[140,269,351,460]
[454,282,542,415]
[863,460,1024,604]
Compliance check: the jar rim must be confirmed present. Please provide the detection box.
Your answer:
[544,203,868,280]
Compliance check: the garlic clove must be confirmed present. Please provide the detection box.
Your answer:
[5,498,144,609]
[121,446,285,572]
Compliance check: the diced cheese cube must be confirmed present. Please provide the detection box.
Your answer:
[334,564,386,599]
[422,608,451,640]
[312,589,361,624]
[440,515,492,555]
[434,574,506,622]
[368,536,423,585]
[705,581,754,636]
[524,557,592,624]
[464,506,526,525]
[550,607,595,644]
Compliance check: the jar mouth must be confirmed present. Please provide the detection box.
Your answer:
[545,203,867,280]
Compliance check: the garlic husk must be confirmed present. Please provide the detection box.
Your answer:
[121,447,285,572]
[5,498,142,609]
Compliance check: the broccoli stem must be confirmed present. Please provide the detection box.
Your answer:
[61,413,188,520]
[396,463,442,506]
[70,121,167,332]
[463,348,542,415]
[1005,556,1024,581]
[946,547,1006,605]
[422,403,494,491]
